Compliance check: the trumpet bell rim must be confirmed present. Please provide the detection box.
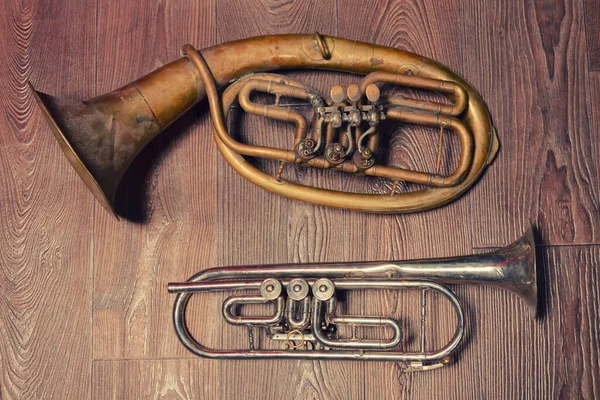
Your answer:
[500,222,538,316]
[28,82,117,218]
[521,224,538,315]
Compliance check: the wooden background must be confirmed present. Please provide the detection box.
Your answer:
[1,0,599,398]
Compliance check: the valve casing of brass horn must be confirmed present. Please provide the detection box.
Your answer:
[167,224,537,372]
[29,34,499,217]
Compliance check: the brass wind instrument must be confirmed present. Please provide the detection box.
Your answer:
[29,33,498,216]
[168,225,537,371]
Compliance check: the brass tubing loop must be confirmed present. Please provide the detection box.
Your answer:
[30,34,499,216]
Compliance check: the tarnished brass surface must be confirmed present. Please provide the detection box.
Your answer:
[167,224,536,371]
[29,34,499,215]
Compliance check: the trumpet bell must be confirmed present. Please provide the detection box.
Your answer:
[494,225,538,314]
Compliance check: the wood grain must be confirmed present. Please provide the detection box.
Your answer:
[592,72,600,201]
[584,0,600,70]
[464,0,600,246]
[216,0,339,93]
[0,0,96,398]
[92,0,217,360]
[92,359,218,399]
[1,0,600,398]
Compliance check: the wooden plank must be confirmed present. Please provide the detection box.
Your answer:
[216,0,339,93]
[337,0,469,397]
[463,0,600,246]
[592,72,600,198]
[92,359,218,399]
[2,1,598,398]
[92,0,218,360]
[584,0,600,70]
[0,0,95,398]
[215,0,348,397]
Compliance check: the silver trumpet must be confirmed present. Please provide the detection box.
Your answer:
[168,224,537,372]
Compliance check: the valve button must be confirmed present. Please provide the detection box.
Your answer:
[365,84,381,103]
[330,85,346,104]
[346,84,361,102]
[287,278,310,300]
[260,278,282,300]
[312,278,335,301]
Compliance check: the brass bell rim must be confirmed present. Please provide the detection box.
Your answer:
[28,82,117,219]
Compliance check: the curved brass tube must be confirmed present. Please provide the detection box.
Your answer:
[223,295,285,326]
[312,297,403,350]
[359,71,468,116]
[377,108,473,186]
[286,298,311,330]
[184,38,496,212]
[238,79,312,146]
